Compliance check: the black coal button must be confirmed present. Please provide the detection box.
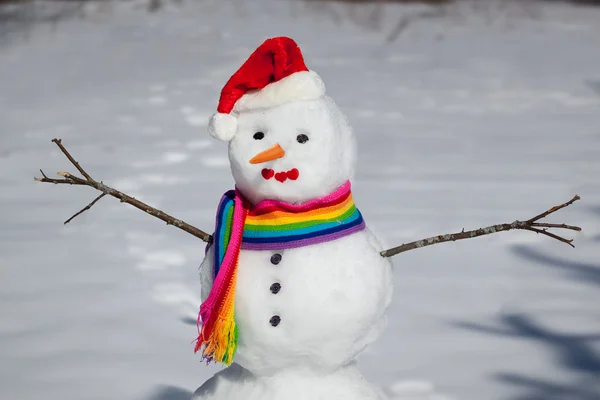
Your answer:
[270,253,282,265]
[269,315,281,327]
[270,283,281,294]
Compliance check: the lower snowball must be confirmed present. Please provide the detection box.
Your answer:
[193,362,386,400]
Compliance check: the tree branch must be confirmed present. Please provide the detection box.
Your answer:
[381,195,581,258]
[64,193,106,225]
[36,138,213,243]
[526,226,575,248]
[526,195,580,223]
[51,138,93,181]
[529,222,581,231]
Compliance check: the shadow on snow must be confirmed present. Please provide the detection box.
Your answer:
[147,385,193,400]
[511,245,600,287]
[452,240,600,399]
[454,312,600,399]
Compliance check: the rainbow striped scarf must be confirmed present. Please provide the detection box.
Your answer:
[195,181,365,365]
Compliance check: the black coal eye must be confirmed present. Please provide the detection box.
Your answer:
[296,134,309,144]
[253,132,265,140]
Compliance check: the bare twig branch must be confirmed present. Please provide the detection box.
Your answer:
[64,193,107,225]
[36,139,213,243]
[525,227,574,248]
[530,222,581,232]
[35,174,85,185]
[381,196,581,258]
[51,138,93,181]
[526,195,580,223]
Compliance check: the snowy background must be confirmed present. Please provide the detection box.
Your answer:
[1,0,599,399]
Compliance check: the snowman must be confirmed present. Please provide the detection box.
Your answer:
[193,37,393,400]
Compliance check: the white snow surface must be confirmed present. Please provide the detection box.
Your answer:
[1,1,600,400]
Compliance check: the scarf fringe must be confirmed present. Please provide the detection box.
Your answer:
[196,314,238,365]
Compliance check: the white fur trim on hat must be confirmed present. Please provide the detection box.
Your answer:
[233,71,325,113]
[208,112,238,141]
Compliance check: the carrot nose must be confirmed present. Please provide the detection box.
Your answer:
[249,143,285,164]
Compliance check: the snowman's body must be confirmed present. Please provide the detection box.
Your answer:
[193,37,394,400]
[200,228,393,374]
[196,228,393,400]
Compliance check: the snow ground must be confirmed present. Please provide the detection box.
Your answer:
[0,1,599,399]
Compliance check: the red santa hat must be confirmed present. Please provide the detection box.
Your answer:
[208,37,326,141]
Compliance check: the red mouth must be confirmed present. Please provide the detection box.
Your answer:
[261,168,275,180]
[262,168,299,183]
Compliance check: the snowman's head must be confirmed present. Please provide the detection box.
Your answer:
[207,37,356,205]
[228,97,355,205]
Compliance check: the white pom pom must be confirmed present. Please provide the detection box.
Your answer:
[208,113,238,141]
